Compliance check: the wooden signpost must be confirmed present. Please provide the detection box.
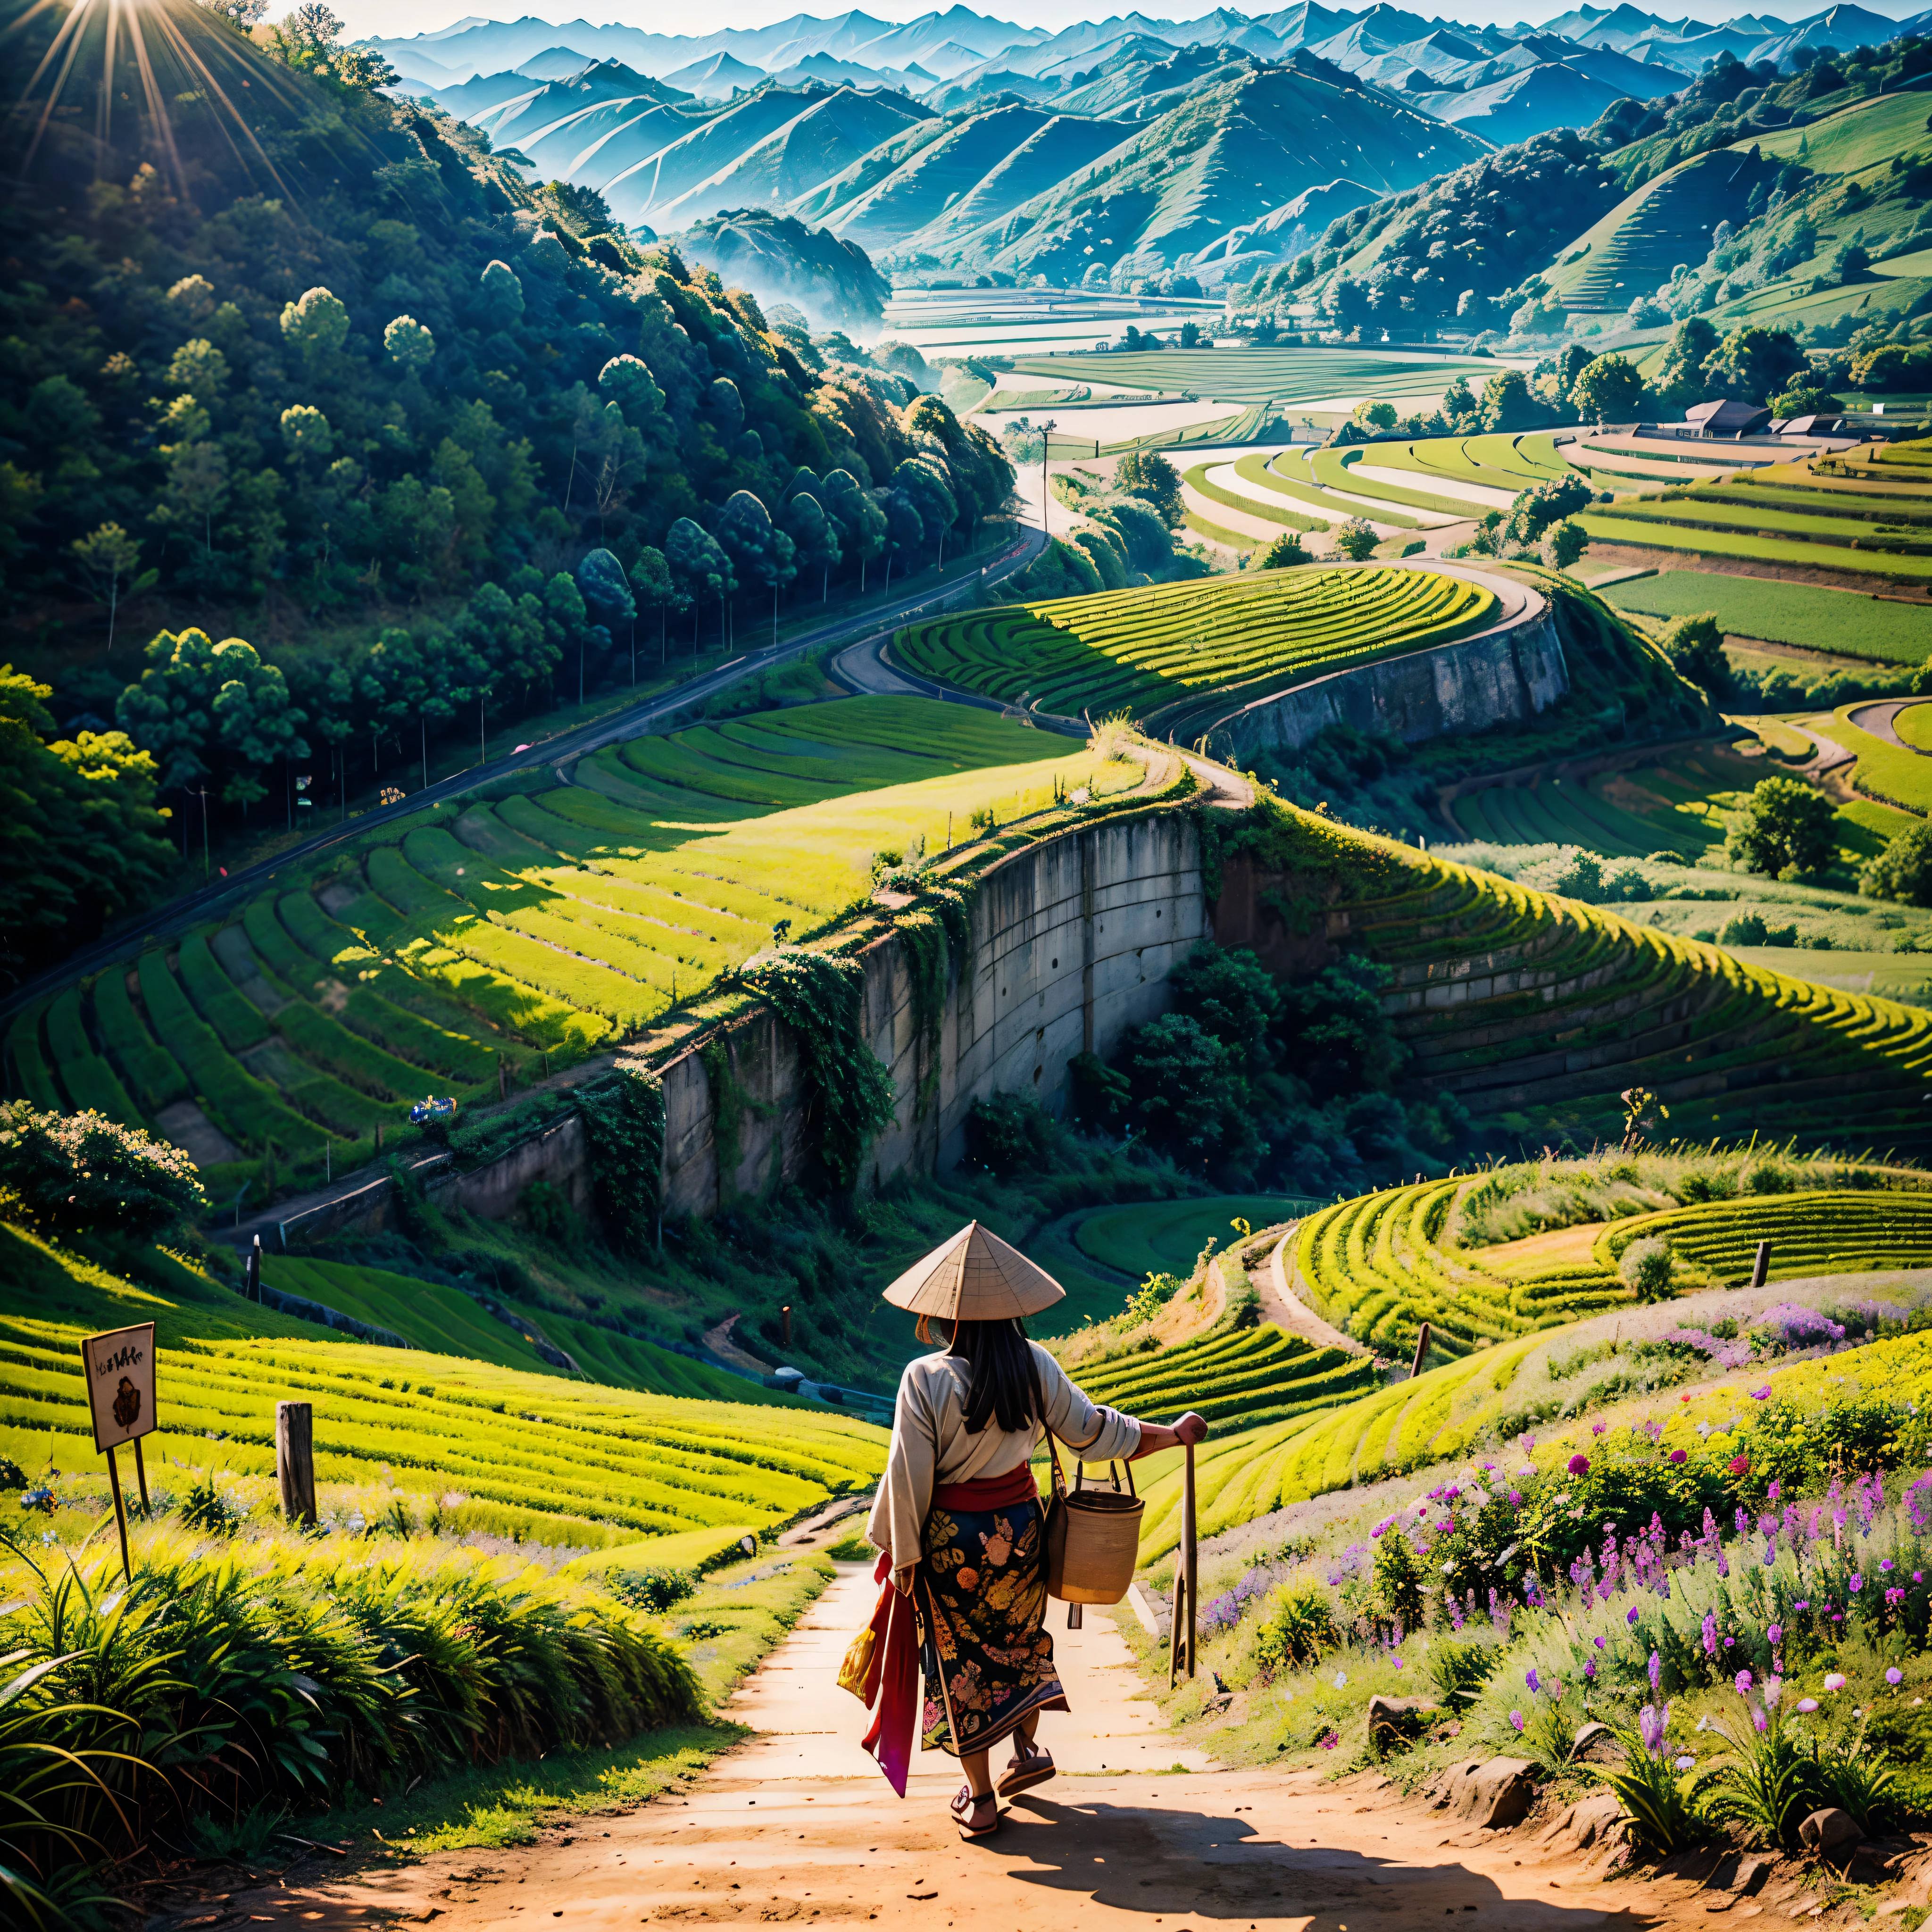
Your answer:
[78,1322,156,1581]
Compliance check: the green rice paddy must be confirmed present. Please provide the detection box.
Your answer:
[1071,1195,1323,1281]
[1003,349,1502,406]
[896,565,1495,736]
[6,700,1134,1197]
[1600,570,1932,664]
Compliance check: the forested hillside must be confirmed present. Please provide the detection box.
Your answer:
[0,0,1011,983]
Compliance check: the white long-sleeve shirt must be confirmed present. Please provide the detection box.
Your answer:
[865,1342,1141,1583]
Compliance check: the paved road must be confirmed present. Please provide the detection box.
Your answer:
[2,529,1046,1026]
[1849,696,1920,751]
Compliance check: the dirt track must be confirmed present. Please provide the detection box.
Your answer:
[212,1564,1763,1932]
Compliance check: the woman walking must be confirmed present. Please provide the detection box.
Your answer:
[857,1221,1207,1841]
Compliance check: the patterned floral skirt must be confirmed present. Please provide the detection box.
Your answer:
[915,1494,1068,1759]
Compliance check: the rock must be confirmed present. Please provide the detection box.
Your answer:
[1540,1790,1626,1854]
[1430,1757,1538,1828]
[1367,1694,1441,1755]
[1799,1810,1861,1855]
[1702,1855,1772,1895]
[1571,1720,1621,1765]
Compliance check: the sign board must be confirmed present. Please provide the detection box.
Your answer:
[79,1323,156,1454]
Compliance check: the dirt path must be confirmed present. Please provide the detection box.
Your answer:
[230,1563,1754,1932]
[1262,1227,1362,1356]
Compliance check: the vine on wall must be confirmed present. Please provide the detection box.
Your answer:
[738,948,897,1189]
[893,876,977,1121]
[577,1062,665,1250]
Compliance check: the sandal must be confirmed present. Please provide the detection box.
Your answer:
[997,1738,1056,1798]
[950,1785,999,1840]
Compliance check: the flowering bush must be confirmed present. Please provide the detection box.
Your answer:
[0,1102,207,1236]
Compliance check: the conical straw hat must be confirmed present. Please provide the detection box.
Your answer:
[881,1220,1065,1321]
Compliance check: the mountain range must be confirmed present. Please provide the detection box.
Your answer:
[370,2,1930,289]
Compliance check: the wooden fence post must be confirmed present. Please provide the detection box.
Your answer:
[246,1234,261,1303]
[1169,1440,1197,1686]
[1409,1321,1432,1382]
[277,1401,316,1525]
[1750,1241,1770,1290]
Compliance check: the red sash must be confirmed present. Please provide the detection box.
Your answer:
[858,1466,1041,1794]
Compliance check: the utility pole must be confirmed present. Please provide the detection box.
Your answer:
[1040,418,1058,535]
[195,787,210,879]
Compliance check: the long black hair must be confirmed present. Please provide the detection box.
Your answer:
[935,1316,1044,1435]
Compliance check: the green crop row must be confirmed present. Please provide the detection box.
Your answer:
[1600,570,1932,664]
[1578,510,1932,581]
[896,566,1494,736]
[1,1224,885,1537]
[1184,462,1326,533]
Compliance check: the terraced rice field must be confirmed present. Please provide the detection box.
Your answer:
[3,700,1131,1196]
[0,1222,886,1539]
[1074,1321,1379,1431]
[1071,1194,1322,1280]
[1581,444,1932,582]
[1252,804,1932,1155]
[1292,1177,1932,1356]
[263,1257,759,1399]
[1447,747,1910,875]
[1004,348,1502,406]
[1599,570,1932,664]
[894,565,1496,737]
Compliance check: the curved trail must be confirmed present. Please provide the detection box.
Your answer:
[238,1562,1728,1932]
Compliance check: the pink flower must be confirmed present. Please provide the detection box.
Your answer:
[1796,1698,1818,1713]
[1824,1674,1847,1691]
[1728,1455,1750,1477]
[1887,1668,1904,1686]
[1592,1423,1607,1435]
[1735,1670,1753,1696]
[1509,1711,1524,1732]
[1568,1454,1591,1476]
[1749,1387,1771,1400]
[1767,1624,1782,1645]
[1669,1450,1687,1465]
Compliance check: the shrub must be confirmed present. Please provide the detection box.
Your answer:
[1724,775,1836,882]
[1620,1234,1675,1302]
[1254,1583,1340,1672]
[1660,610,1727,692]
[1427,1638,1500,1710]
[0,1103,207,1237]
[1860,821,1932,907]
[1332,518,1379,562]
[965,1091,1057,1176]
[1258,531,1310,569]
[607,1566,700,1614]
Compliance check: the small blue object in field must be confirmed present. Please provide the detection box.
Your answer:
[410,1096,457,1124]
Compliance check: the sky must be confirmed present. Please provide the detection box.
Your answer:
[325,0,1923,47]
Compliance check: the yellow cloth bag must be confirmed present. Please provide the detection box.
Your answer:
[837,1623,877,1700]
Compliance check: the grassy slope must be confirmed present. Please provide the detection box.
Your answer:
[1601,570,1932,663]
[0,1223,885,1541]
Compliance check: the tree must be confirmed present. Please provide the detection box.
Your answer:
[279,286,351,374]
[384,315,436,373]
[1257,531,1310,569]
[577,548,635,691]
[117,627,308,806]
[665,517,734,645]
[1333,518,1378,562]
[1166,942,1280,1067]
[1769,380,1842,417]
[1701,326,1805,405]
[1277,955,1406,1098]
[599,353,667,442]
[1833,241,1871,284]
[1725,774,1835,881]
[0,1102,208,1236]
[0,668,171,976]
[1114,450,1183,528]
[1505,474,1591,549]
[628,546,681,666]
[1121,1013,1236,1159]
[476,259,525,331]
[781,491,841,600]
[822,470,889,593]
[1569,352,1646,423]
[279,404,333,459]
[1478,368,1538,433]
[1860,821,1932,906]
[1659,610,1727,692]
[1651,316,1720,406]
[1351,399,1399,433]
[1541,519,1588,572]
[71,523,146,652]
[715,491,797,642]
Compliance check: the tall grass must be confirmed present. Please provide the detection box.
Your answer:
[0,1520,700,1917]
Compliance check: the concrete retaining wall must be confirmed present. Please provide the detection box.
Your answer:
[1215,596,1569,760]
[660,811,1207,1216]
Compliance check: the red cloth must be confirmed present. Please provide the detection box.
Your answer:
[859,1467,1041,1795]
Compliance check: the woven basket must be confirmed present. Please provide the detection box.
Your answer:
[1043,1432,1142,1606]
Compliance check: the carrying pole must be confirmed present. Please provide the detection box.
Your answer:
[1169,1441,1197,1686]
[1409,1321,1432,1382]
